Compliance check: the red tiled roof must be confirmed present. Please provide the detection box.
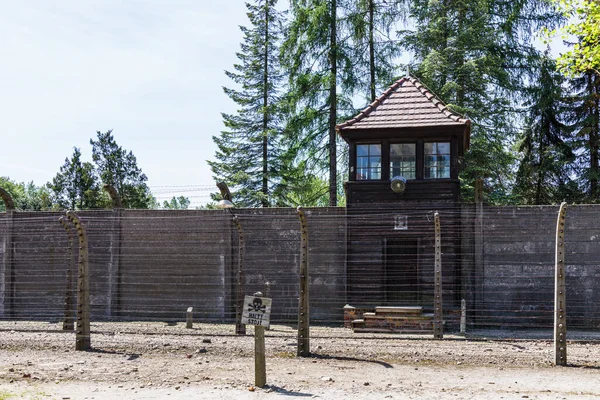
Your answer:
[336,77,470,131]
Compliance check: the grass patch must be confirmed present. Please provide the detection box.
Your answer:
[0,390,15,400]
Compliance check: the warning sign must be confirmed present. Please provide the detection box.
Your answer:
[241,295,272,328]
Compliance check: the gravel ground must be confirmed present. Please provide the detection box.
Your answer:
[0,322,599,399]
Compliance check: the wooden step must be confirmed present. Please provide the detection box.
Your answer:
[375,306,423,316]
[353,328,433,334]
[351,319,366,329]
[362,313,435,331]
[363,313,432,321]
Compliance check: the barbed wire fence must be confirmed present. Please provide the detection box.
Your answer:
[1,191,599,366]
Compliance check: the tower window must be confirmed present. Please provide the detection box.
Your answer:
[390,143,416,179]
[356,143,381,180]
[424,142,450,179]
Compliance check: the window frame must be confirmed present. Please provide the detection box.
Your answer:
[351,139,455,182]
[423,141,451,179]
[355,142,382,181]
[389,142,417,180]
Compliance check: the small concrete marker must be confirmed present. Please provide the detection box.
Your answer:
[186,307,193,329]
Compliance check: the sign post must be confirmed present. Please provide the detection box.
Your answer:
[241,292,272,387]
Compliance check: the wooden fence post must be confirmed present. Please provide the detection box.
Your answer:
[232,215,246,335]
[59,217,75,331]
[554,202,568,366]
[433,212,443,339]
[66,211,91,351]
[253,291,267,387]
[296,206,310,357]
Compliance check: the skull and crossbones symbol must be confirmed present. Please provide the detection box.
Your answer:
[248,297,266,313]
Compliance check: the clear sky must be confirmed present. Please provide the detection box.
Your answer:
[1,1,567,207]
[1,1,251,206]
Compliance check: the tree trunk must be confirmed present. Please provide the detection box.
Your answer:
[535,118,546,205]
[369,0,376,102]
[261,1,270,207]
[328,0,337,206]
[590,73,600,199]
[456,1,466,108]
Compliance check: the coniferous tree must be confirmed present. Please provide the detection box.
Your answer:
[162,196,191,210]
[210,0,284,208]
[514,55,577,204]
[90,130,153,209]
[48,147,103,210]
[401,0,562,202]
[343,0,407,102]
[566,71,600,201]
[281,0,356,206]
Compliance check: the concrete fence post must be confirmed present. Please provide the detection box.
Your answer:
[433,211,444,339]
[474,179,484,319]
[186,307,194,329]
[232,215,246,335]
[0,187,15,319]
[460,299,466,334]
[554,202,568,366]
[66,211,91,351]
[59,217,76,331]
[263,281,271,331]
[103,184,122,318]
[296,206,310,357]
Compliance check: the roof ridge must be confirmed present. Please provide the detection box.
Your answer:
[335,77,410,131]
[336,76,470,131]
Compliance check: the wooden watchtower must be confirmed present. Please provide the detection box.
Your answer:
[336,77,471,319]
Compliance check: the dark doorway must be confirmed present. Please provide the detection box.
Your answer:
[385,238,420,304]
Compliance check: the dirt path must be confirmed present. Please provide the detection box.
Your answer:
[0,322,599,399]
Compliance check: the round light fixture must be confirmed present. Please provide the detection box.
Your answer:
[390,176,407,193]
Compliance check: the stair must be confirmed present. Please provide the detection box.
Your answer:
[350,305,435,333]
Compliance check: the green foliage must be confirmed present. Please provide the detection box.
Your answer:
[273,163,330,206]
[90,130,153,209]
[0,177,54,211]
[401,0,562,202]
[550,0,600,76]
[47,147,106,210]
[162,196,191,210]
[514,54,578,204]
[281,0,353,206]
[210,0,285,208]
[564,71,600,200]
[342,0,407,101]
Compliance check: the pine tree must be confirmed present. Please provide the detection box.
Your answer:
[162,196,191,210]
[48,147,102,210]
[566,71,600,201]
[90,130,153,209]
[209,0,284,208]
[281,0,356,206]
[514,55,577,204]
[343,0,407,102]
[400,0,562,202]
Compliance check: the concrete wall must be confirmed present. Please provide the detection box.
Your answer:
[235,207,346,323]
[477,205,600,330]
[117,210,231,321]
[0,205,599,330]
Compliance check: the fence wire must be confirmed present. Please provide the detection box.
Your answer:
[0,205,599,341]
